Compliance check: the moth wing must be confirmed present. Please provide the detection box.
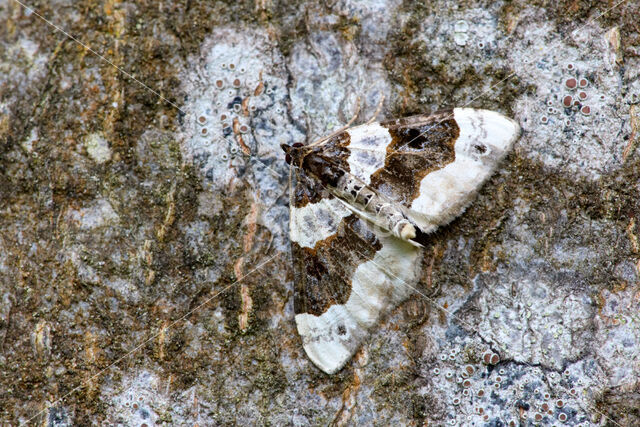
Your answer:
[405,108,520,232]
[289,171,422,374]
[343,108,520,236]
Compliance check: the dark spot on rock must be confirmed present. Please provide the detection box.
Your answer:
[227,96,243,110]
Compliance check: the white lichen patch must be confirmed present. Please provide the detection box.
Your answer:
[66,199,119,230]
[84,132,112,164]
[417,7,502,77]
[104,278,141,305]
[470,200,599,370]
[475,274,593,370]
[288,28,393,142]
[180,27,302,252]
[103,371,165,425]
[21,127,38,153]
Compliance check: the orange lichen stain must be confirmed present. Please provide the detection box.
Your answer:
[623,105,639,162]
[233,117,241,135]
[32,320,52,360]
[244,200,259,253]
[142,239,153,265]
[235,134,251,155]
[254,81,265,96]
[504,8,520,34]
[333,370,361,425]
[479,246,494,272]
[242,97,250,116]
[596,290,607,315]
[238,284,253,332]
[438,301,449,323]
[254,71,264,96]
[237,200,260,331]
[83,330,101,397]
[155,321,169,360]
[84,331,99,364]
[613,280,627,293]
[157,184,176,242]
[627,218,639,253]
[145,269,156,286]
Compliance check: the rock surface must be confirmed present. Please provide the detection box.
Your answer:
[1,0,639,425]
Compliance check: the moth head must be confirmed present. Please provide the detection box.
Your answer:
[281,142,306,166]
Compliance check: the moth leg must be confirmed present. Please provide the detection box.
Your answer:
[288,166,294,221]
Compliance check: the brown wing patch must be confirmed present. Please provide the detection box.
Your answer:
[321,130,352,161]
[293,214,382,316]
[293,172,331,208]
[370,110,460,204]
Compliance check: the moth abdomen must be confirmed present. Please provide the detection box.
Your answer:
[333,174,417,241]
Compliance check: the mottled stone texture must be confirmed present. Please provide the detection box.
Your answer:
[1,0,639,425]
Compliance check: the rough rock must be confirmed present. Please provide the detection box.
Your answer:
[1,0,639,425]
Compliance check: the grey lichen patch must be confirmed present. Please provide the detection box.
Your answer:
[508,11,630,179]
[288,25,394,140]
[594,280,640,388]
[475,266,594,370]
[180,26,301,187]
[415,333,603,425]
[103,370,169,425]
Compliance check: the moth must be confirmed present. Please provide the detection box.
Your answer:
[282,108,520,374]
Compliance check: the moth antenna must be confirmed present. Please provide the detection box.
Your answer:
[365,94,385,125]
[301,108,313,145]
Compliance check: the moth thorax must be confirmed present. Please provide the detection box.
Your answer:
[301,151,345,188]
[336,176,416,241]
[282,142,305,166]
